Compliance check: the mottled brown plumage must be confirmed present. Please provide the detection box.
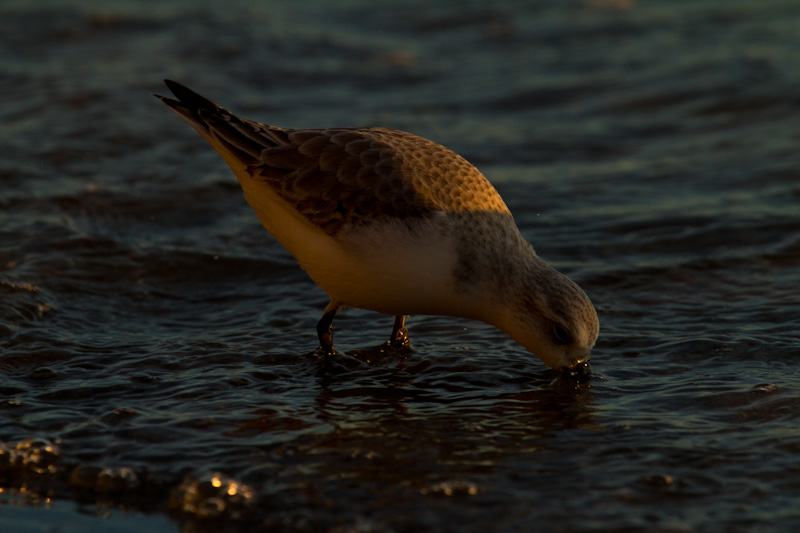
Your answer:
[192,109,510,234]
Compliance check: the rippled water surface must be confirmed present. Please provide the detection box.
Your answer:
[2,0,800,531]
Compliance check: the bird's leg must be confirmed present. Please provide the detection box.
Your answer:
[316,301,342,358]
[389,314,410,348]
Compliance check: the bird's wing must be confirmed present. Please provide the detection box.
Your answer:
[156,80,510,235]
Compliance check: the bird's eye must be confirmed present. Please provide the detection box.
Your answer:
[551,323,572,345]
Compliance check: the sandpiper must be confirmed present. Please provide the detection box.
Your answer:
[156,80,598,372]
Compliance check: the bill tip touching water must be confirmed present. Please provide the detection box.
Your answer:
[155,79,599,372]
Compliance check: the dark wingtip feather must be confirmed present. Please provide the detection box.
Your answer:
[162,79,220,112]
[153,93,176,104]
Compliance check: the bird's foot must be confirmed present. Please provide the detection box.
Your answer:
[315,331,337,360]
[388,315,411,349]
[389,326,410,349]
[314,345,338,360]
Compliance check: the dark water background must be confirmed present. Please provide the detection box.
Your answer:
[3,0,800,531]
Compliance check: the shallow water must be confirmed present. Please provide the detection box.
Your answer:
[2,0,800,531]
